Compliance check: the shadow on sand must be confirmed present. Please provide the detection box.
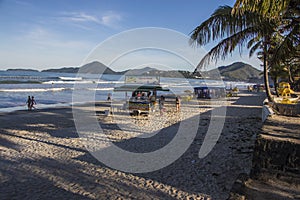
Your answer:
[0,93,270,199]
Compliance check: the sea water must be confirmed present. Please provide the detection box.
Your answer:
[0,70,249,112]
[0,71,120,110]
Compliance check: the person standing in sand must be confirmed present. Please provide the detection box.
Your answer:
[30,96,36,110]
[150,94,156,112]
[26,96,32,110]
[107,93,112,101]
[159,95,165,115]
[175,96,180,112]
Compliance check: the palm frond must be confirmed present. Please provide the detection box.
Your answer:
[195,26,261,71]
[232,0,290,19]
[190,6,263,46]
[247,36,261,48]
[270,23,300,66]
[249,41,262,57]
[190,6,235,46]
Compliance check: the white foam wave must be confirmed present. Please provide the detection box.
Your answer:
[96,80,123,84]
[88,87,114,91]
[0,88,67,92]
[43,80,123,84]
[42,80,94,84]
[59,76,82,81]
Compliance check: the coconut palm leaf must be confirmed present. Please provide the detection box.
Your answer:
[232,0,291,19]
[248,40,262,57]
[271,24,300,66]
[195,27,260,69]
[190,5,275,70]
[190,6,264,47]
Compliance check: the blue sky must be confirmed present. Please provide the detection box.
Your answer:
[0,0,261,71]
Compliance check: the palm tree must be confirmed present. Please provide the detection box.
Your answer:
[232,0,300,86]
[190,5,277,101]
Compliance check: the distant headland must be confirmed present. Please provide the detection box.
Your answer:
[5,61,263,82]
[6,69,39,72]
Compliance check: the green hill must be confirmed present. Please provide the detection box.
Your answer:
[41,61,117,74]
[79,61,117,74]
[207,62,262,81]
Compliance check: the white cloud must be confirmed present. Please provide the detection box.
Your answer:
[101,12,122,28]
[60,11,122,29]
[62,12,100,23]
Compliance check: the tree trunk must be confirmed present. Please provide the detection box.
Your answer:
[263,44,273,102]
[288,66,295,84]
[274,76,279,97]
[288,66,295,89]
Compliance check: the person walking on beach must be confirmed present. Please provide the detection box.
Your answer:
[175,96,180,112]
[26,96,32,110]
[150,94,156,112]
[159,95,165,115]
[30,96,36,110]
[107,93,112,101]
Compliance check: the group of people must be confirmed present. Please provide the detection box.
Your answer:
[158,95,180,115]
[132,91,151,100]
[26,96,36,110]
[128,91,181,115]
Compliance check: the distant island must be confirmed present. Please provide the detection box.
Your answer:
[6,61,263,82]
[42,67,79,73]
[6,69,39,72]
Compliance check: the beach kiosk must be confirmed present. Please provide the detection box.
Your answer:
[194,86,226,99]
[113,76,169,115]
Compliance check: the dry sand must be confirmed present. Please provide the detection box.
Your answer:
[0,92,266,200]
[229,113,300,200]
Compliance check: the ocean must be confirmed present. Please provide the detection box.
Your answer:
[0,70,250,112]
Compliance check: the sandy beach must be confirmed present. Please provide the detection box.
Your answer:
[0,92,266,200]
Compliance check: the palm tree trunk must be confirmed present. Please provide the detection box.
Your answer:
[274,76,279,97]
[263,61,273,102]
[288,66,294,84]
[263,42,273,102]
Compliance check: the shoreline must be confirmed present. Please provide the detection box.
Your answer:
[0,101,112,114]
[0,89,256,114]
[0,103,73,114]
